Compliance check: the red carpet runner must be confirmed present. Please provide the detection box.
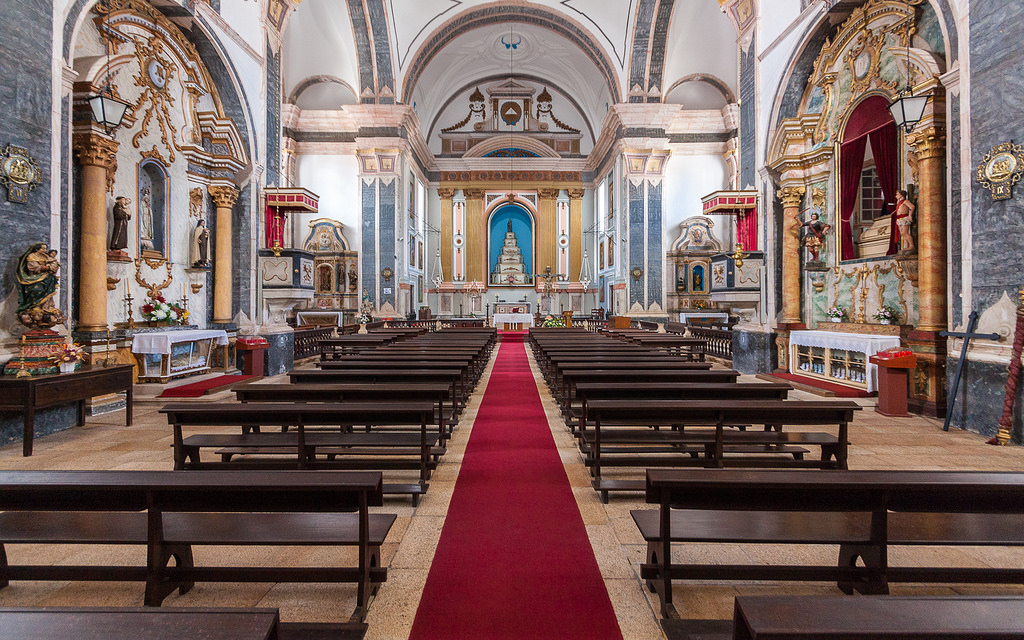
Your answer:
[408,334,623,639]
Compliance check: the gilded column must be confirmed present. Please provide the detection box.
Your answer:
[438,188,454,284]
[73,133,119,332]
[209,184,239,324]
[464,188,486,282]
[777,185,806,324]
[568,188,584,280]
[538,188,560,273]
[908,126,947,332]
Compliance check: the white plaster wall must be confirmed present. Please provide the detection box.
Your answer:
[662,154,728,236]
[757,0,805,54]
[295,154,361,250]
[218,0,265,52]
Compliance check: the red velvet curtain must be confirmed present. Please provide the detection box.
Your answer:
[869,123,900,255]
[838,136,867,261]
[737,208,758,251]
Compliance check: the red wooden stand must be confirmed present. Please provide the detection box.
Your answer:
[236,340,268,376]
[869,352,917,417]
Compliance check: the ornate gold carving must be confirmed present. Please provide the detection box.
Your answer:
[975,141,1024,201]
[133,257,173,298]
[130,35,180,161]
[777,185,806,209]
[463,188,486,199]
[832,261,911,324]
[0,145,43,203]
[538,188,561,200]
[811,187,826,209]
[437,188,455,199]
[189,187,204,218]
[106,276,120,291]
[208,184,239,208]
[73,133,119,194]
[567,188,585,200]
[907,126,946,161]
[140,145,167,166]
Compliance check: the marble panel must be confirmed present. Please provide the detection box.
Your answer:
[378,179,396,308]
[628,181,645,307]
[361,179,377,303]
[263,330,295,376]
[740,33,757,187]
[366,0,394,103]
[265,40,281,186]
[347,0,376,101]
[646,181,662,308]
[732,330,776,374]
[946,356,1022,443]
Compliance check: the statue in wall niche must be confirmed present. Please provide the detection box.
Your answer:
[139,187,155,251]
[191,219,210,267]
[894,190,916,254]
[797,211,831,264]
[109,196,131,252]
[15,243,66,330]
[348,265,358,291]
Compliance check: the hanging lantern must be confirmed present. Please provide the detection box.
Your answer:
[888,89,929,134]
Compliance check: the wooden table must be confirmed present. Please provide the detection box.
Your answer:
[0,364,133,456]
[0,608,280,640]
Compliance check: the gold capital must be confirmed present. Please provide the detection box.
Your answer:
[907,126,946,161]
[567,188,585,200]
[73,133,119,168]
[776,185,806,209]
[209,184,239,208]
[437,187,455,200]
[463,188,486,199]
[538,188,560,200]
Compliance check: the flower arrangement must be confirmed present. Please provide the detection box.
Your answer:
[873,305,900,324]
[51,342,83,364]
[141,295,187,325]
[691,299,708,310]
[825,305,846,321]
[542,315,565,328]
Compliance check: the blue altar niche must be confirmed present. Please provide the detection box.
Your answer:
[488,204,534,285]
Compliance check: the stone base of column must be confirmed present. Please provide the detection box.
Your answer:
[904,330,948,418]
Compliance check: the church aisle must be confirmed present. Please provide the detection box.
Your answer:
[408,334,624,640]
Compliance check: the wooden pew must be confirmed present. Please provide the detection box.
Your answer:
[635,469,1024,617]
[0,470,391,621]
[583,399,859,501]
[160,402,438,503]
[0,608,287,640]
[287,369,468,407]
[234,382,458,443]
[732,595,1024,640]
[557,369,741,416]
[567,381,792,429]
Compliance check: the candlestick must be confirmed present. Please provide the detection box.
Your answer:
[104,328,112,367]
[15,335,30,378]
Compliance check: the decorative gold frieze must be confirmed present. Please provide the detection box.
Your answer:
[976,141,1024,201]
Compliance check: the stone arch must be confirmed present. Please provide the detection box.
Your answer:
[664,73,737,106]
[286,75,359,106]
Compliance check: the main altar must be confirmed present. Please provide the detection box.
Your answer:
[491,221,532,285]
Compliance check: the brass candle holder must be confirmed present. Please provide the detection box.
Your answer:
[123,288,135,329]
[15,335,30,378]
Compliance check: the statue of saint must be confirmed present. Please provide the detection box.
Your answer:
[15,242,66,330]
[191,219,210,267]
[507,219,513,233]
[348,265,358,291]
[139,187,155,250]
[798,211,831,262]
[894,189,916,253]
[109,196,131,251]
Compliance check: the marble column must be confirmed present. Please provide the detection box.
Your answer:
[777,185,806,324]
[908,126,947,332]
[72,133,119,332]
[568,188,584,280]
[209,184,239,324]
[464,188,485,283]
[538,188,560,274]
[438,188,454,284]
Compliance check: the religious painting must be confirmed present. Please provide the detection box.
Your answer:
[408,175,416,219]
[608,179,615,219]
[418,275,424,304]
[599,275,605,303]
[488,204,534,286]
[417,240,424,270]
[607,235,614,267]
[409,234,416,268]
[599,240,605,269]
[317,264,333,293]
[137,160,168,259]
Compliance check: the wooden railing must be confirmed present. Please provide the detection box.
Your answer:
[578,318,609,332]
[688,325,733,361]
[385,319,440,331]
[293,326,336,360]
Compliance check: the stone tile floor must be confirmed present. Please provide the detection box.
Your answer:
[0,348,1022,640]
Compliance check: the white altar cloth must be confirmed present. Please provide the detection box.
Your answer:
[493,313,534,327]
[296,311,344,326]
[131,329,229,355]
[789,330,900,393]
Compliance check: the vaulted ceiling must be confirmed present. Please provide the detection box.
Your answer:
[282,1,739,149]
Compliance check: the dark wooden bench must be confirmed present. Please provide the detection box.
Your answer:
[635,469,1024,618]
[583,399,858,501]
[160,402,439,503]
[565,381,792,428]
[0,470,392,621]
[287,369,469,407]
[732,595,1024,640]
[0,608,286,640]
[557,369,741,417]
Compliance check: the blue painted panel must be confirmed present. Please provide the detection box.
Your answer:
[379,180,396,307]
[488,204,534,283]
[361,179,376,304]
[629,181,645,307]
[647,181,662,307]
